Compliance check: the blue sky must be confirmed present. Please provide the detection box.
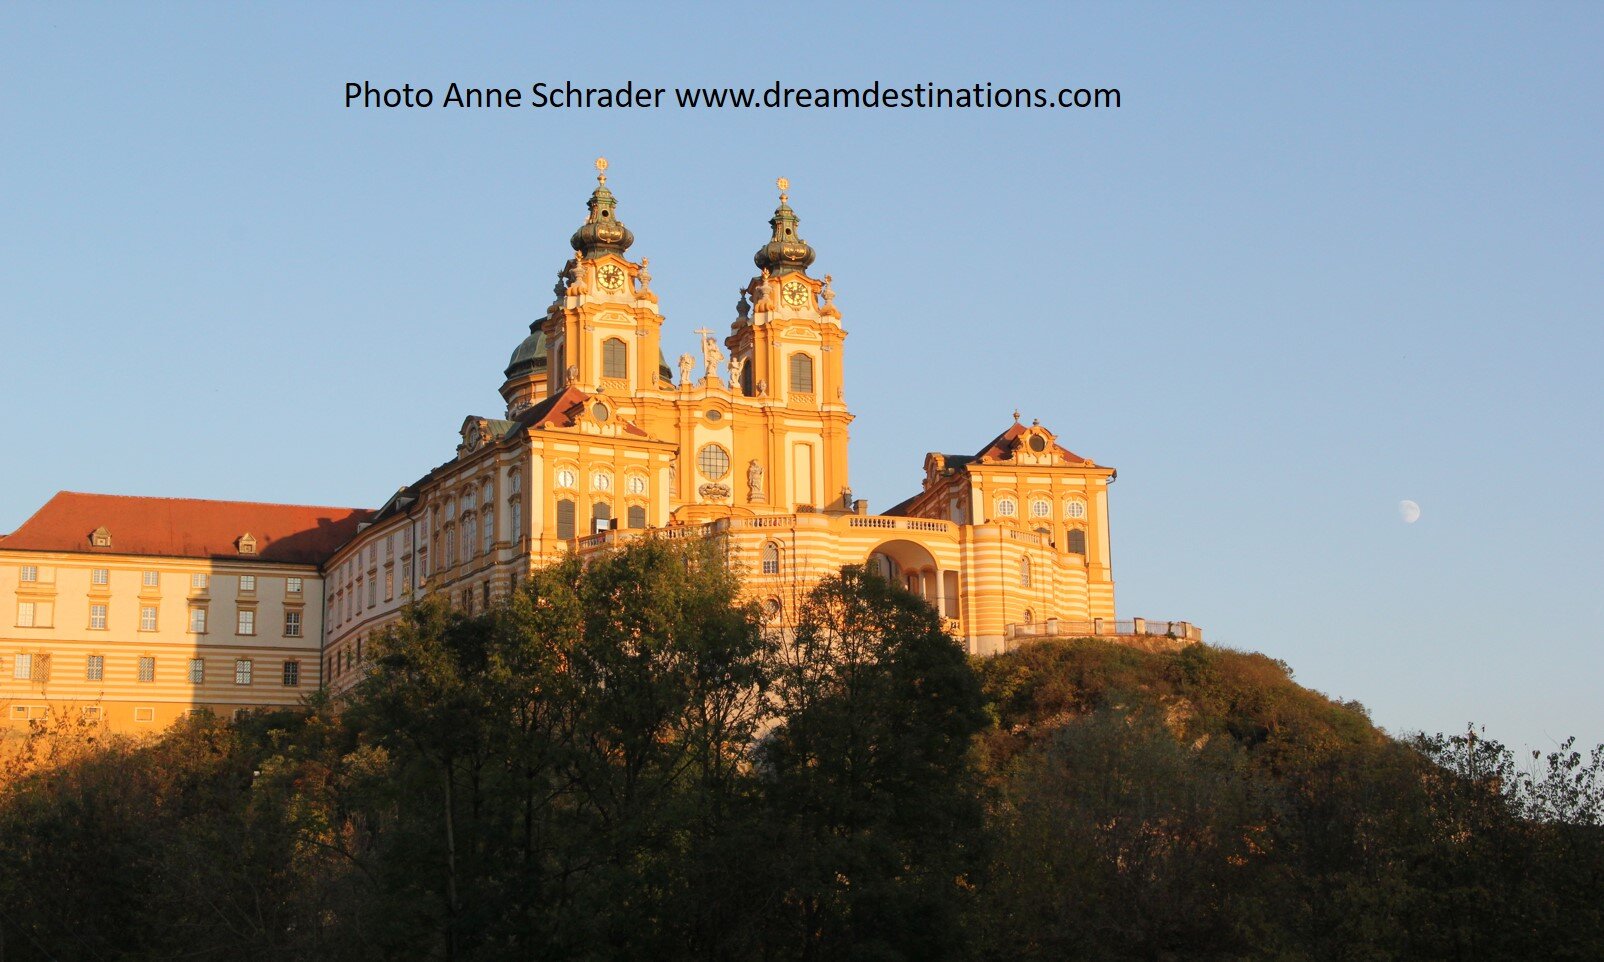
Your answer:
[2,2,1600,753]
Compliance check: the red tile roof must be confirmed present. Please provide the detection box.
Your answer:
[0,492,372,566]
[516,384,652,437]
[974,422,1092,464]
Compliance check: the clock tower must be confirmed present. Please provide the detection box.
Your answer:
[725,179,852,510]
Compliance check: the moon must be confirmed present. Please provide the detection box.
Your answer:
[1399,500,1421,524]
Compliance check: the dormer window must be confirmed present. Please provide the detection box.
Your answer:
[89,526,112,548]
[237,533,258,555]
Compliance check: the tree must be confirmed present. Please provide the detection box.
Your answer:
[758,565,987,961]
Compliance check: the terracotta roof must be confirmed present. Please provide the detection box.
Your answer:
[514,385,652,437]
[0,492,372,565]
[974,422,1091,464]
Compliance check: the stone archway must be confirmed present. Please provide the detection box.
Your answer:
[865,538,945,614]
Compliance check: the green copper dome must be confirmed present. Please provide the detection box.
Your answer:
[753,179,815,276]
[569,164,634,259]
[505,328,547,378]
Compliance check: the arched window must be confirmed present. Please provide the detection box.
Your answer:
[592,501,613,532]
[510,500,523,540]
[740,359,754,396]
[1067,528,1087,555]
[460,515,474,560]
[761,542,781,575]
[1019,556,1032,588]
[556,499,576,540]
[445,527,457,567]
[1023,608,1034,624]
[789,352,814,393]
[602,337,628,379]
[627,504,646,529]
[482,510,493,553]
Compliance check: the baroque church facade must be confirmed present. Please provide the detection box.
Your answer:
[2,162,1197,732]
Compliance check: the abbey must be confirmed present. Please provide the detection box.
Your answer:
[1,162,1197,732]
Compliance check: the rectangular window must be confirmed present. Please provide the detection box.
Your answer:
[138,656,155,682]
[367,578,376,608]
[284,609,302,637]
[511,501,522,540]
[30,653,50,683]
[13,653,32,680]
[385,534,393,560]
[86,654,104,681]
[384,569,394,601]
[91,568,109,585]
[20,565,38,583]
[419,548,429,582]
[140,606,158,631]
[89,604,107,630]
[239,575,255,592]
[237,610,255,635]
[286,576,303,594]
[82,706,101,720]
[191,573,209,590]
[189,658,205,684]
[234,659,253,685]
[189,607,207,633]
[134,707,154,723]
[282,660,300,687]
[483,512,494,553]
[17,602,36,627]
[142,570,159,587]
[556,499,576,540]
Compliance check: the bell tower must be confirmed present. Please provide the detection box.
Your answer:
[538,159,671,403]
[726,179,852,511]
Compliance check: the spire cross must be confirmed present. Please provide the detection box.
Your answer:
[694,326,714,341]
[595,156,608,184]
[776,176,789,201]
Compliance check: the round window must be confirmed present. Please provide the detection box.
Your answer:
[996,498,1017,517]
[627,475,647,494]
[697,444,731,481]
[556,469,577,489]
[1030,499,1051,517]
[1066,500,1086,519]
[1029,434,1047,452]
[705,409,723,422]
[593,472,612,491]
[593,402,610,422]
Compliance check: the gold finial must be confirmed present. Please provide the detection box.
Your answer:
[595,156,608,184]
[1013,409,1021,423]
[776,176,789,201]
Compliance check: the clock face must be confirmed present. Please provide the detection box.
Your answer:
[781,280,810,308]
[596,263,626,292]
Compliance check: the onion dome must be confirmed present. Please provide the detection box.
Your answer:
[505,327,547,379]
[753,177,816,276]
[569,157,634,259]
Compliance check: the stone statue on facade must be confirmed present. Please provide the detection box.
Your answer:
[677,353,694,386]
[747,459,766,502]
[728,355,745,391]
[697,327,724,381]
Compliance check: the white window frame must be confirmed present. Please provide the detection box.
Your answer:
[142,569,160,587]
[286,576,303,594]
[234,659,253,685]
[189,658,205,684]
[17,602,36,627]
[237,609,255,635]
[86,654,104,681]
[89,604,107,630]
[284,609,302,637]
[91,568,109,585]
